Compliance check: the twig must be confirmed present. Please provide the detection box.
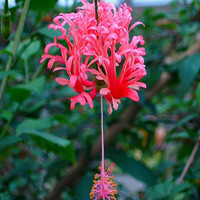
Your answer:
[176,137,200,185]
[0,0,31,109]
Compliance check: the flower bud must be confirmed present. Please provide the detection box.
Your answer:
[1,11,11,40]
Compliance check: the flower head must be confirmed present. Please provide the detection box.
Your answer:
[40,0,146,114]
[90,161,117,200]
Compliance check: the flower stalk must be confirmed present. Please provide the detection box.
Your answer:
[89,96,117,200]
[101,95,104,176]
[94,0,99,23]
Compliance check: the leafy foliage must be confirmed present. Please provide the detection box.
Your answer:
[0,0,200,200]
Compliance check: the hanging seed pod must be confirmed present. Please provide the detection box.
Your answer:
[1,10,11,39]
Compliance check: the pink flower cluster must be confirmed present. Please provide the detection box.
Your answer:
[40,0,146,114]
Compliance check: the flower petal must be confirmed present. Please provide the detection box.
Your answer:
[129,22,145,32]
[100,88,110,96]
[55,78,70,85]
[125,89,139,101]
[70,75,78,88]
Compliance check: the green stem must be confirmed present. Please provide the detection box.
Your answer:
[1,103,20,136]
[0,0,31,110]
[4,0,8,13]
[32,62,46,80]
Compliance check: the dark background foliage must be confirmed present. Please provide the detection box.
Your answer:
[0,0,200,199]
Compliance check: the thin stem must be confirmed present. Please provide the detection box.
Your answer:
[0,0,31,109]
[32,62,46,80]
[1,103,19,136]
[94,0,99,23]
[101,95,104,175]
[177,137,200,184]
[4,0,8,13]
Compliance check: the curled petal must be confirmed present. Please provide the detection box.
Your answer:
[112,98,121,110]
[44,43,55,54]
[108,104,113,115]
[83,92,93,108]
[67,56,74,71]
[53,67,66,72]
[55,78,70,85]
[87,68,100,75]
[47,58,56,69]
[100,88,110,96]
[107,33,118,41]
[77,95,86,105]
[129,22,145,32]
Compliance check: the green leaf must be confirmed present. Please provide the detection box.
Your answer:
[0,70,18,80]
[30,0,58,19]
[25,100,47,113]
[170,131,190,140]
[0,135,21,165]
[7,76,46,103]
[106,148,156,186]
[16,117,75,163]
[15,76,46,94]
[178,53,200,96]
[152,13,167,21]
[171,183,191,196]
[3,39,40,61]
[169,114,197,134]
[147,180,191,200]
[159,22,177,30]
[0,109,13,121]
[16,0,58,20]
[7,87,31,103]
[37,26,61,39]
[53,114,69,124]
[195,83,200,109]
[16,117,55,136]
[21,40,41,61]
[0,135,21,151]
[21,130,75,163]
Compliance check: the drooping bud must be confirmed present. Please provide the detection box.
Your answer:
[1,0,11,40]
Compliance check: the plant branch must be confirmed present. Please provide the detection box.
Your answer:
[0,0,31,109]
[176,137,200,185]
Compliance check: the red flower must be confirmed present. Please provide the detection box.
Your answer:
[40,0,146,114]
[40,12,98,109]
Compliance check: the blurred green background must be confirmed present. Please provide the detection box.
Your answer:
[0,0,200,199]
